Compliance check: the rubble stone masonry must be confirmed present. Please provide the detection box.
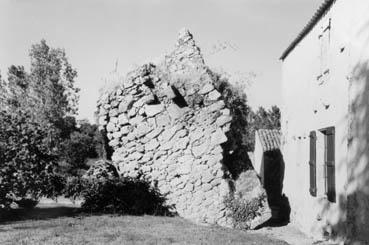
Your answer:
[96,29,256,226]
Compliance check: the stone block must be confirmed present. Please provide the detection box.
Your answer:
[192,141,209,158]
[208,90,221,101]
[199,83,214,95]
[108,139,120,147]
[167,103,185,121]
[145,139,160,151]
[216,115,232,127]
[156,113,171,127]
[173,136,189,151]
[128,151,143,161]
[160,124,183,142]
[128,107,137,118]
[202,172,215,183]
[120,126,130,136]
[118,94,134,113]
[177,163,192,175]
[112,131,122,139]
[98,116,107,126]
[146,127,164,139]
[109,108,119,117]
[118,114,129,125]
[145,104,164,117]
[106,122,116,132]
[208,100,225,112]
[211,129,227,146]
[135,122,152,138]
[164,85,176,99]
[178,154,194,163]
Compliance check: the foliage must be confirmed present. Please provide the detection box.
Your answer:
[62,176,87,201]
[209,69,253,179]
[3,40,80,128]
[224,192,267,230]
[58,121,105,176]
[207,68,281,177]
[63,176,172,216]
[0,110,63,209]
[60,132,97,175]
[0,40,86,209]
[83,160,119,180]
[29,40,80,122]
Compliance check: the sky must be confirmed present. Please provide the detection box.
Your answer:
[0,0,324,122]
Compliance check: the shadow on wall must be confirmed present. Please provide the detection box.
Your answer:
[318,61,369,243]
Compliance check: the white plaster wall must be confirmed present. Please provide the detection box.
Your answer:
[253,133,264,182]
[280,0,368,241]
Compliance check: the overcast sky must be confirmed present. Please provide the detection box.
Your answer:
[0,0,324,122]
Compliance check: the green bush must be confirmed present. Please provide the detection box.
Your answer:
[224,192,266,230]
[64,176,172,216]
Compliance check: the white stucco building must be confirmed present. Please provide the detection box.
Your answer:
[281,0,369,243]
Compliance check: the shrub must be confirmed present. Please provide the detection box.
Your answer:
[224,192,267,230]
[15,198,39,209]
[82,160,118,180]
[64,176,172,216]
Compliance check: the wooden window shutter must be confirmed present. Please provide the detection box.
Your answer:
[325,127,336,202]
[309,131,317,197]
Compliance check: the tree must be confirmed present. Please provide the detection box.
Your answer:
[245,105,281,151]
[59,122,100,176]
[0,40,81,206]
[0,110,63,208]
[5,65,33,110]
[29,40,80,125]
[253,106,281,130]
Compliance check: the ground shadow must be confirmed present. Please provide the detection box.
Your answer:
[0,206,81,224]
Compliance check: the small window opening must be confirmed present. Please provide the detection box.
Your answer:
[171,85,188,108]
[144,77,155,89]
[147,94,160,105]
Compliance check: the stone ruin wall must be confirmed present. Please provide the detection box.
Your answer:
[96,29,253,226]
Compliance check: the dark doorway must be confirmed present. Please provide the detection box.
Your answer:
[260,149,290,226]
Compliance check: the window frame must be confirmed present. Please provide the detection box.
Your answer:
[320,126,336,203]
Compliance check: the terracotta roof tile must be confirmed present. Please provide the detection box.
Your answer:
[256,129,281,152]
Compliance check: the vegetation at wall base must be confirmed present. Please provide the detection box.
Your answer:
[64,176,173,216]
[224,192,267,230]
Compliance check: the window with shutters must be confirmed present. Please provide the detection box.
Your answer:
[309,131,317,197]
[322,127,336,202]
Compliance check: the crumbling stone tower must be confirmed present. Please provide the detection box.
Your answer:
[96,29,241,226]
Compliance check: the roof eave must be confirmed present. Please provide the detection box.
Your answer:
[280,0,335,61]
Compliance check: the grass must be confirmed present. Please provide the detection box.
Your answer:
[0,207,289,245]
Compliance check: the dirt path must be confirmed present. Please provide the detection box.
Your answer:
[250,223,340,245]
[250,223,315,245]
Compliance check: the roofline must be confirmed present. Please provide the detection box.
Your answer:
[280,0,336,61]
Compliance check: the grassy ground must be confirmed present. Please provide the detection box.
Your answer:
[0,207,289,245]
